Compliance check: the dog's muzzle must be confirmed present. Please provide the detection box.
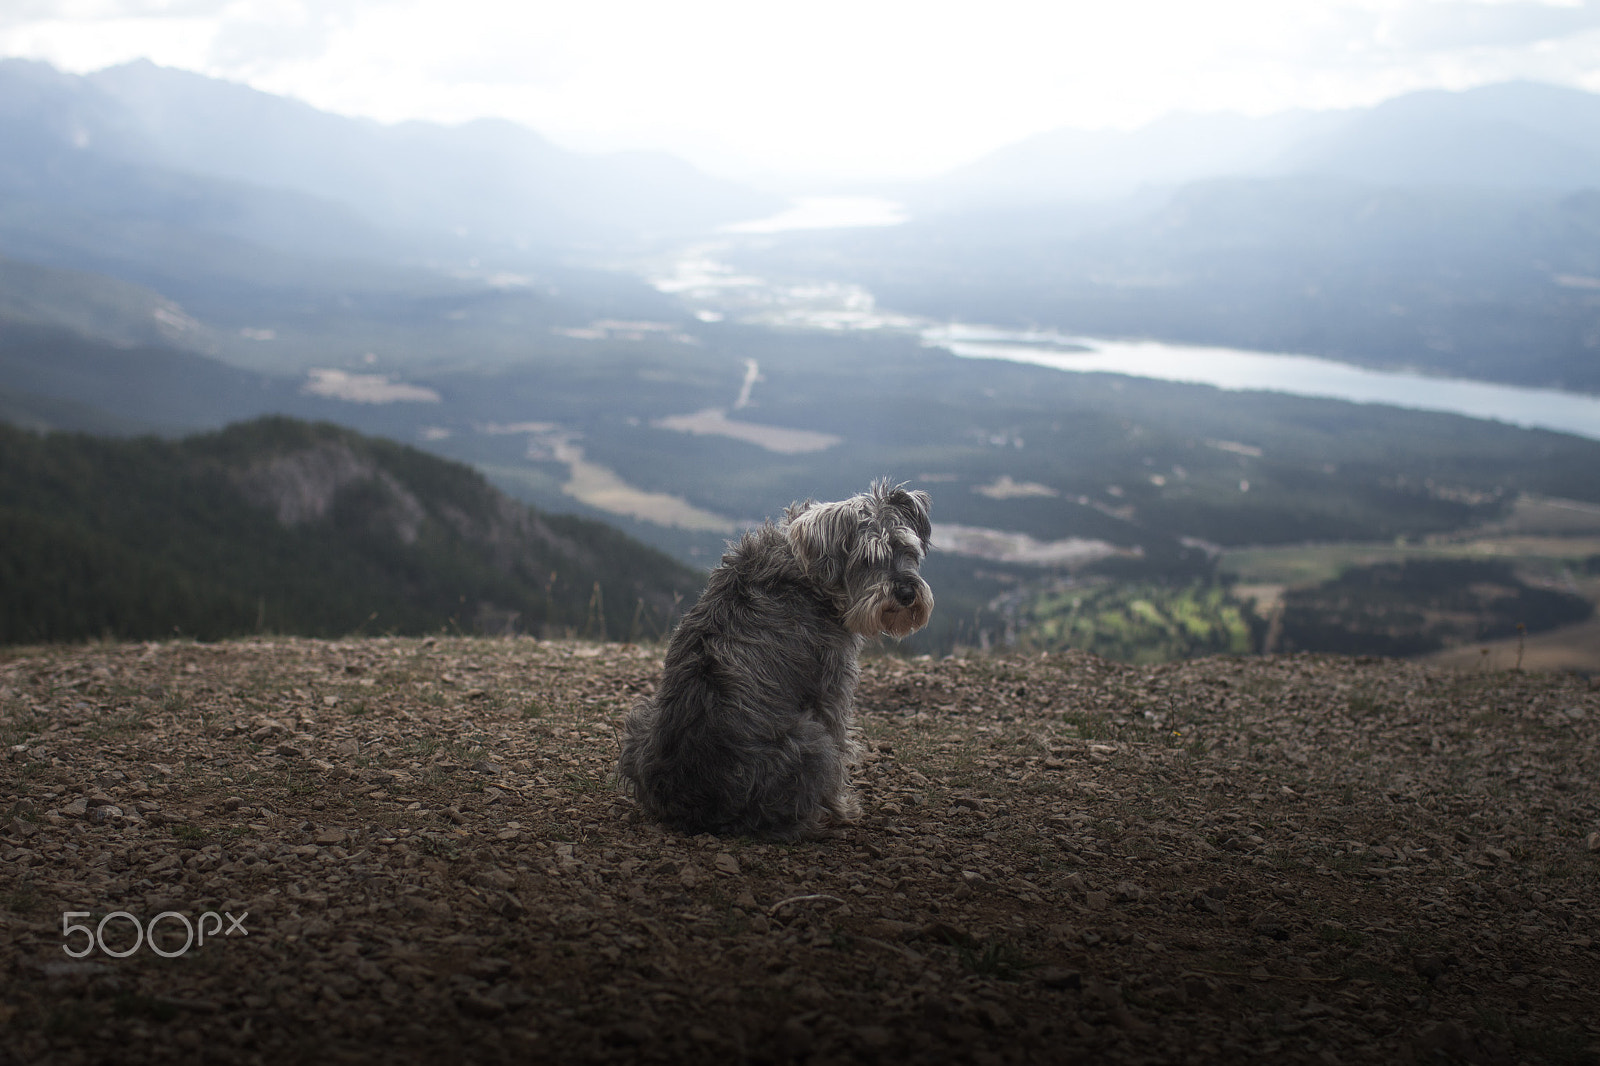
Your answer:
[867,571,932,639]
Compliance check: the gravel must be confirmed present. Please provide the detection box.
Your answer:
[2,637,1598,1064]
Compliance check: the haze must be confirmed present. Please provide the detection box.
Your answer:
[5,0,1600,182]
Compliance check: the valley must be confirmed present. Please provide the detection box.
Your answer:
[2,59,1599,667]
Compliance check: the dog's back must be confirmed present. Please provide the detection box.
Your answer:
[617,526,858,838]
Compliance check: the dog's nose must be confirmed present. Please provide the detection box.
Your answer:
[893,582,918,607]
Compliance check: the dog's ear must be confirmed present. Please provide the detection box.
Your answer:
[886,487,933,550]
[785,498,859,583]
[783,499,815,524]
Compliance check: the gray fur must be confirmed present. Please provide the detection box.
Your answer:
[617,481,934,839]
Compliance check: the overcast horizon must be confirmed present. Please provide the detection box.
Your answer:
[5,1,1600,184]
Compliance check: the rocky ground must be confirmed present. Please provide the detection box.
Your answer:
[2,637,1598,1065]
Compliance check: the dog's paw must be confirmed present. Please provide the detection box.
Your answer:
[826,790,863,824]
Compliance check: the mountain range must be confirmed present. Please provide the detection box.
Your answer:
[912,80,1600,211]
[0,58,779,261]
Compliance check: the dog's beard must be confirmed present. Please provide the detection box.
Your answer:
[844,582,934,639]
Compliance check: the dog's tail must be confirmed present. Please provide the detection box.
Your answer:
[615,696,657,801]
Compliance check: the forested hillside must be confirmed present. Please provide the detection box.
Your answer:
[0,418,703,644]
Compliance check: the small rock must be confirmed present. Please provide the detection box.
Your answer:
[921,920,972,946]
[1037,967,1082,989]
[1412,954,1449,984]
[468,957,512,978]
[869,919,918,940]
[456,991,505,1019]
[1250,915,1289,941]
[475,868,517,891]
[1585,832,1600,852]
[88,804,123,824]
[61,798,89,818]
[606,1022,653,1046]
[313,829,345,846]
[713,852,740,876]
[1084,890,1110,912]
[980,1003,1013,1030]
[778,1018,813,1054]
[470,759,502,774]
[221,797,245,812]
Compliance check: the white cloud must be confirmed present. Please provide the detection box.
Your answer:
[3,0,1598,181]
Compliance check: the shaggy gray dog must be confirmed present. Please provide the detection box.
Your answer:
[617,481,934,839]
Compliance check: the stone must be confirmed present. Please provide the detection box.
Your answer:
[1037,967,1082,990]
[456,991,505,1019]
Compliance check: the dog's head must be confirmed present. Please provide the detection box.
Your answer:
[784,480,934,639]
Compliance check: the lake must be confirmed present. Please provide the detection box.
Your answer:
[923,325,1600,443]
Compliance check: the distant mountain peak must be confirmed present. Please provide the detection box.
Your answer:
[0,57,781,254]
[915,79,1600,211]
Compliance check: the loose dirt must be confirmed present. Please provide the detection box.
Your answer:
[3,638,1598,1065]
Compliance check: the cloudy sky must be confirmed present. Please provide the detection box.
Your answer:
[4,0,1600,182]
